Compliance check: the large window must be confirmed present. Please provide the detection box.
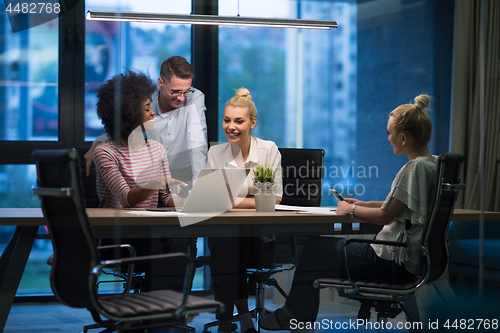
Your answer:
[218,0,451,206]
[83,0,212,291]
[0,9,60,295]
[0,15,59,206]
[0,165,39,208]
[0,0,455,296]
[218,0,357,206]
[0,19,59,141]
[84,0,192,140]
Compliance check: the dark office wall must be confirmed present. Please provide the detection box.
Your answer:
[356,0,455,200]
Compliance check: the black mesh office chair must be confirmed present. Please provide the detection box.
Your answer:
[262,148,325,301]
[203,148,325,332]
[74,147,149,300]
[75,147,100,208]
[279,148,325,207]
[252,148,325,322]
[313,153,465,332]
[32,148,223,333]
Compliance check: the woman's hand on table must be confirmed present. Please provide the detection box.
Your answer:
[343,198,363,205]
[336,200,353,215]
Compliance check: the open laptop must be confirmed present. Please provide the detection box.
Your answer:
[147,168,250,213]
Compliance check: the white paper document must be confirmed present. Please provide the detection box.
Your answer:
[275,205,337,215]
[127,211,188,217]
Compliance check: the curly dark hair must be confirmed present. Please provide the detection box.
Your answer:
[96,69,157,140]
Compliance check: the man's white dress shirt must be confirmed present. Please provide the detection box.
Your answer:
[94,87,208,186]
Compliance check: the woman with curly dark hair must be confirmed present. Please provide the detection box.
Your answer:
[93,69,184,208]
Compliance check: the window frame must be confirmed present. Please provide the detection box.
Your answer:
[0,0,219,164]
[0,1,87,164]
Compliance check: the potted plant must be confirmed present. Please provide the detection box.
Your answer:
[253,165,277,212]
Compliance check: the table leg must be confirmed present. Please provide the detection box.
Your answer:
[0,226,38,331]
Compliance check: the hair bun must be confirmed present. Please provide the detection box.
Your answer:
[235,87,252,100]
[414,94,430,110]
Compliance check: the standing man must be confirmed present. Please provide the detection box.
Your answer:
[85,56,208,191]
[84,56,208,291]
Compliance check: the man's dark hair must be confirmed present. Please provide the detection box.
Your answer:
[160,56,195,82]
[96,69,157,140]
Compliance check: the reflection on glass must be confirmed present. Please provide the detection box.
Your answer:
[84,0,192,141]
[0,165,39,208]
[218,1,357,206]
[0,164,44,295]
[0,19,59,141]
[83,0,204,292]
[16,229,52,295]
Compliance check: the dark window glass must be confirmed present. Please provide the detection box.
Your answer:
[0,20,59,141]
[84,1,192,141]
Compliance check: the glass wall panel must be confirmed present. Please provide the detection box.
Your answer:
[84,0,192,140]
[0,164,39,208]
[356,0,451,201]
[83,0,206,291]
[0,17,59,141]
[0,165,45,295]
[15,229,52,295]
[218,0,356,206]
[218,0,451,206]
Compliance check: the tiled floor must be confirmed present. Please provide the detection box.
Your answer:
[4,279,500,333]
[4,293,391,333]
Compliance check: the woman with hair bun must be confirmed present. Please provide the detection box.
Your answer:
[207,88,282,333]
[207,87,282,207]
[260,94,437,330]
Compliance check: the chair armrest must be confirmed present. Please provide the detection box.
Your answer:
[92,252,195,316]
[98,251,192,267]
[342,238,413,291]
[345,238,408,248]
[96,244,137,294]
[97,243,136,254]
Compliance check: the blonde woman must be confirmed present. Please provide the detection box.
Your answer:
[207,88,282,333]
[260,94,437,330]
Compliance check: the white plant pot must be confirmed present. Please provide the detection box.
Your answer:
[254,183,276,212]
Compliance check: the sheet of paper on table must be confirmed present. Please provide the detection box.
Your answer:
[275,204,338,215]
[127,211,188,217]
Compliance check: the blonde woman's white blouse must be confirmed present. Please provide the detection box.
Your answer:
[206,136,283,198]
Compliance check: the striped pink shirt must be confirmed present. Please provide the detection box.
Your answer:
[94,139,172,208]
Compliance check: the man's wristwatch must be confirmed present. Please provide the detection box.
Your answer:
[350,204,357,220]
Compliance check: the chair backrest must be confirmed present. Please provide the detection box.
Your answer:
[278,148,325,207]
[32,149,98,309]
[274,148,325,263]
[422,152,465,284]
[75,146,100,208]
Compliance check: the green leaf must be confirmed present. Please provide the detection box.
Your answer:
[252,165,276,183]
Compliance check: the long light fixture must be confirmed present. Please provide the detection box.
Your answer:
[86,11,338,30]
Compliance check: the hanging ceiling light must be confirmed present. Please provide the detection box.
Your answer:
[86,11,338,30]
